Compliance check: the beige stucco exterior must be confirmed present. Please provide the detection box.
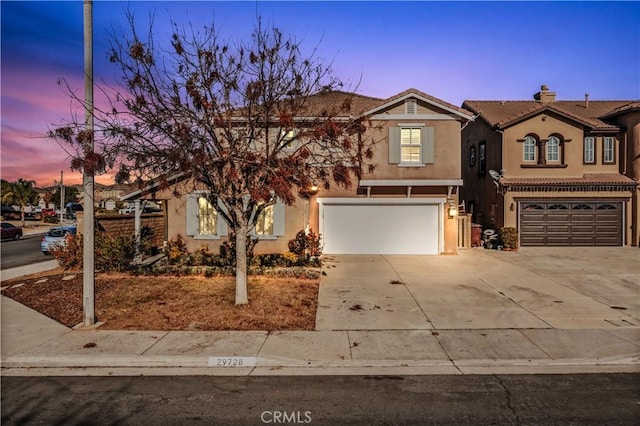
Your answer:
[127,89,471,255]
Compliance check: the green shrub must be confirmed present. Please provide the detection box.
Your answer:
[500,227,519,249]
[288,230,323,263]
[164,234,189,265]
[95,233,137,271]
[51,231,143,272]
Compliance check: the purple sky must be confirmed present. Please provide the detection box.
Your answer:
[2,1,638,187]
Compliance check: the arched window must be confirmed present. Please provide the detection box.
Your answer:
[547,136,560,162]
[523,136,537,162]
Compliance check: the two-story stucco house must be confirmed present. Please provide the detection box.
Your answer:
[460,85,639,247]
[123,89,474,255]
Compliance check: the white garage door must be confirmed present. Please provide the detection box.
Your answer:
[320,203,440,254]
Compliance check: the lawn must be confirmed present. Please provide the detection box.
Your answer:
[1,269,319,331]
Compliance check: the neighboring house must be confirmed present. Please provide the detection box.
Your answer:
[461,85,639,247]
[94,183,132,210]
[122,89,474,255]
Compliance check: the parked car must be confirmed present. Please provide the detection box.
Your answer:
[41,225,77,254]
[118,207,135,214]
[1,222,23,240]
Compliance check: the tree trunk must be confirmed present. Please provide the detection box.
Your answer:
[235,223,249,305]
[20,206,26,227]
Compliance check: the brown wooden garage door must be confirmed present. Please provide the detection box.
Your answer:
[519,200,622,246]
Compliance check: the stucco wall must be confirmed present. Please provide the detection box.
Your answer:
[502,113,620,178]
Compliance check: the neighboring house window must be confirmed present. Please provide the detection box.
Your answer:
[469,145,476,167]
[546,136,560,163]
[478,141,486,176]
[255,205,274,236]
[603,137,615,163]
[584,136,595,164]
[400,128,421,163]
[523,136,537,162]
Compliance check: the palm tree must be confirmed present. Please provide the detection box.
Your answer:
[1,179,38,226]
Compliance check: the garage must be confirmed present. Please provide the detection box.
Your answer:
[318,200,442,254]
[519,200,622,246]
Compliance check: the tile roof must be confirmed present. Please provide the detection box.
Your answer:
[300,90,384,117]
[500,173,638,186]
[462,100,635,131]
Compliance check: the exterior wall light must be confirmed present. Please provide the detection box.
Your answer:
[448,205,458,219]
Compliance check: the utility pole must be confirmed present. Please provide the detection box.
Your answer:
[59,171,65,222]
[83,0,95,326]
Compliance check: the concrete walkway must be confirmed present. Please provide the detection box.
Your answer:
[1,248,639,376]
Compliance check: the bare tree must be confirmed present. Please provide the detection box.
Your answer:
[50,16,375,304]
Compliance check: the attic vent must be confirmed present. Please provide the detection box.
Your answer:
[405,99,417,114]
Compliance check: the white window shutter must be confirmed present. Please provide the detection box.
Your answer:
[273,199,286,236]
[422,126,435,164]
[185,194,198,236]
[388,127,401,164]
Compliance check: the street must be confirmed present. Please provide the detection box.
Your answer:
[0,231,48,270]
[2,374,639,425]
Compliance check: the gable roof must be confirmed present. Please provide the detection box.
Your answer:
[462,99,634,131]
[365,88,475,121]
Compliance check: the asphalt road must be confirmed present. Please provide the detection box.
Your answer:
[0,231,49,270]
[2,374,639,425]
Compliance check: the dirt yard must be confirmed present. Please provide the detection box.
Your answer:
[1,269,319,331]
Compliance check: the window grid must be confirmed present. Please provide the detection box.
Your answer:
[198,196,217,235]
[401,128,421,163]
[523,136,536,162]
[255,205,274,236]
[604,137,615,163]
[547,136,559,162]
[584,137,595,163]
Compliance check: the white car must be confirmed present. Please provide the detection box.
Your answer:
[118,207,135,214]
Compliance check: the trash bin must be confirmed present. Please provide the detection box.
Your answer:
[471,224,482,247]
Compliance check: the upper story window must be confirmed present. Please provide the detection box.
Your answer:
[279,129,297,150]
[584,136,595,164]
[400,128,421,163]
[469,145,476,167]
[603,137,615,163]
[519,133,567,168]
[388,125,434,166]
[478,141,486,176]
[546,136,560,163]
[523,136,537,162]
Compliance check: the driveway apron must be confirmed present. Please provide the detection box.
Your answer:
[316,249,640,332]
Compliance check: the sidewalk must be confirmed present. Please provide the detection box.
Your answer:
[1,251,639,376]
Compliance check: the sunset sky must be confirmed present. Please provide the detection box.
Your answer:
[1,1,638,188]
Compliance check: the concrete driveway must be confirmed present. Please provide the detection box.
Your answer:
[316,247,640,331]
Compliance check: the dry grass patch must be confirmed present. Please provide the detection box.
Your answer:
[1,272,319,331]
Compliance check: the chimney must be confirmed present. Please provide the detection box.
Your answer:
[584,93,589,109]
[533,84,556,103]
